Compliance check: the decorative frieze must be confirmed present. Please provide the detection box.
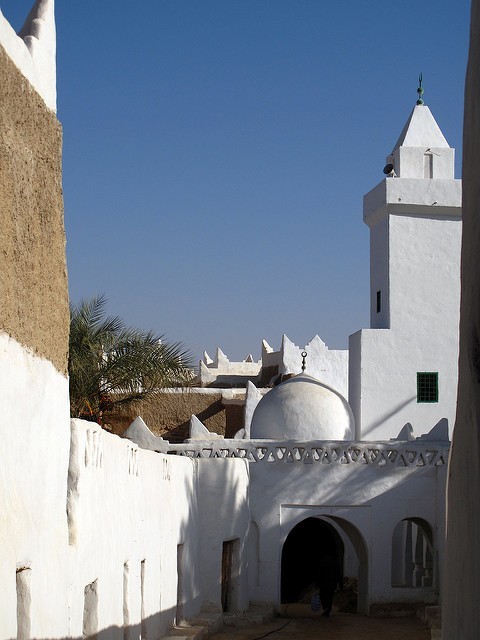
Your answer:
[166,441,449,467]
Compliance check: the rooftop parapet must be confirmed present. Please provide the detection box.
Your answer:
[165,440,449,467]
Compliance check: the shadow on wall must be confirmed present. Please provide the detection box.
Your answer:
[267,447,438,508]
[174,401,227,442]
[360,395,417,438]
[66,420,205,637]
[174,455,251,616]
[13,593,187,640]
[103,394,233,441]
[173,403,243,441]
[9,615,169,640]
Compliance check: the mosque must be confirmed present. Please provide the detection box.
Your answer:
[147,87,460,615]
[0,2,469,639]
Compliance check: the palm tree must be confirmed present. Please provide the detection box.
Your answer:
[69,294,193,424]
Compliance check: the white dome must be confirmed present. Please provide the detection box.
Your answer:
[250,374,355,441]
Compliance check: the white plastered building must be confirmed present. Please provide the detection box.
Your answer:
[199,101,462,445]
[349,104,462,441]
[0,2,461,637]
[161,98,460,616]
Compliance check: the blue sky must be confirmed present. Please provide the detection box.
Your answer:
[1,1,471,362]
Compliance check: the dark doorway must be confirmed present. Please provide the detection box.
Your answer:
[176,544,184,625]
[222,541,233,612]
[281,517,344,603]
[221,539,239,612]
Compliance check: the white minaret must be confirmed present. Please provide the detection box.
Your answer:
[349,81,462,441]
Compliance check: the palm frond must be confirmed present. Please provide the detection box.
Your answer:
[68,295,194,423]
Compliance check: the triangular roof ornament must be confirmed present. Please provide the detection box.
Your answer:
[18,0,54,42]
[17,0,56,111]
[262,339,273,354]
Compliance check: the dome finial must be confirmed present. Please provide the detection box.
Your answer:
[416,72,424,105]
[301,351,307,372]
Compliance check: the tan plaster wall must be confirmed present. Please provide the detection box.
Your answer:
[105,391,245,442]
[0,44,68,374]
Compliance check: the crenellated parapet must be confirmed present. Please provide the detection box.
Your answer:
[199,347,262,387]
[199,334,348,396]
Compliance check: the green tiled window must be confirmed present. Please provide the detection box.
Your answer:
[417,372,438,403]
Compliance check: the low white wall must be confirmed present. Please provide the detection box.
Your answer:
[0,336,252,640]
[67,420,203,638]
[0,333,71,639]
[67,426,252,635]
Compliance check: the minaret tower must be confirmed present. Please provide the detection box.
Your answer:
[349,79,462,440]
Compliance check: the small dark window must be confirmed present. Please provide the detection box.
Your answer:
[417,372,438,403]
[376,290,381,313]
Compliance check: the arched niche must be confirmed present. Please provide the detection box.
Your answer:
[391,517,434,588]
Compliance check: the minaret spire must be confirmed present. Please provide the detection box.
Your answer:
[416,73,424,105]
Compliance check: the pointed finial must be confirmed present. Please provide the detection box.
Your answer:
[301,351,307,372]
[16,0,57,111]
[416,73,424,105]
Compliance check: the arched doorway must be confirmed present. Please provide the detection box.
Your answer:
[281,515,369,614]
[281,517,344,604]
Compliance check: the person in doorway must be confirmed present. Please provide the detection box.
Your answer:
[316,553,342,617]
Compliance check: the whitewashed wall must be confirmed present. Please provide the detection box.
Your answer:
[369,216,390,329]
[67,422,251,638]
[350,103,462,442]
[199,335,348,398]
[280,335,349,398]
[349,312,460,442]
[350,208,461,441]
[0,402,251,639]
[0,333,71,639]
[196,458,250,612]
[67,419,204,639]
[247,447,447,613]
